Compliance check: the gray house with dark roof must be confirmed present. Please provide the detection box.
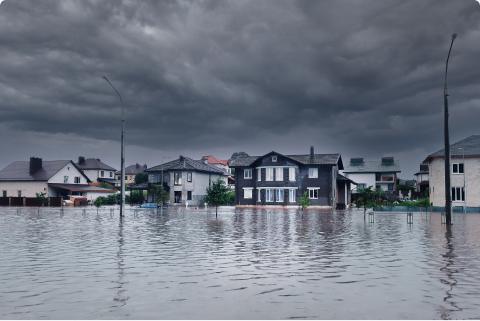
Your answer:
[146,156,227,206]
[229,147,354,208]
[342,157,401,193]
[76,156,117,185]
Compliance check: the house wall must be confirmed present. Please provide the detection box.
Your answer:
[0,181,48,197]
[429,157,480,207]
[342,172,376,191]
[49,163,89,184]
[83,169,115,182]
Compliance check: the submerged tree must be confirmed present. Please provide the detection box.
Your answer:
[205,179,230,217]
[148,184,169,206]
[299,191,310,211]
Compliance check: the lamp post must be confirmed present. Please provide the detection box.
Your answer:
[103,76,126,218]
[443,34,457,226]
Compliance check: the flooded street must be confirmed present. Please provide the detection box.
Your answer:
[1,207,480,319]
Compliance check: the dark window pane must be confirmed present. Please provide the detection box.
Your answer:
[459,163,464,173]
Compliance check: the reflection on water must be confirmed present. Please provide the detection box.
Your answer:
[1,207,480,319]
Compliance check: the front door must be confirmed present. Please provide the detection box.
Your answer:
[174,191,182,203]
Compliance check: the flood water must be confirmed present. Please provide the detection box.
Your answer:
[1,207,480,319]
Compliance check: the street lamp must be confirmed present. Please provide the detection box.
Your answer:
[443,33,457,225]
[102,75,126,218]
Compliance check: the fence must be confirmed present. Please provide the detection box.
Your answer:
[0,197,63,207]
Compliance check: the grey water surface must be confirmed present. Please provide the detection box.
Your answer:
[0,207,479,319]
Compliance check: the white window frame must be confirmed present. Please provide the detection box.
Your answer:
[308,187,319,199]
[275,167,283,181]
[452,163,464,174]
[266,168,274,181]
[174,172,182,185]
[257,189,261,202]
[266,188,274,202]
[272,155,277,162]
[257,168,261,181]
[289,167,296,181]
[308,167,318,178]
[244,168,252,179]
[289,189,296,203]
[243,188,253,199]
[276,189,284,202]
[187,172,193,182]
[74,176,80,184]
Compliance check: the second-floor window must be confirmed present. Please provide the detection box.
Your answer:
[266,168,274,181]
[110,172,113,177]
[174,172,182,185]
[308,168,318,178]
[18,190,22,197]
[187,172,192,182]
[452,163,464,174]
[64,176,69,183]
[275,168,283,181]
[2,190,6,197]
[244,168,252,179]
[100,171,104,177]
[289,168,296,181]
[272,155,277,162]
[257,168,261,181]
[74,177,80,184]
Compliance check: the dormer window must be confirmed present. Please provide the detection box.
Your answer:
[272,156,277,162]
[244,168,252,179]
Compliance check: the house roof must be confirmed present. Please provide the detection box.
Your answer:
[116,164,148,175]
[337,173,357,185]
[0,160,88,181]
[76,158,116,171]
[424,135,480,162]
[229,151,343,168]
[202,155,229,166]
[146,156,226,174]
[342,159,401,173]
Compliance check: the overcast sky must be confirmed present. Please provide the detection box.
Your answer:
[0,0,479,177]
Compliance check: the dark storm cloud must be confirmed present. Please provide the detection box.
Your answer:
[0,0,479,175]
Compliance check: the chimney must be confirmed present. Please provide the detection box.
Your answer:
[29,157,42,175]
[310,146,314,162]
[78,156,85,165]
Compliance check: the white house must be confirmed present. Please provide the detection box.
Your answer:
[0,157,115,201]
[146,156,228,206]
[342,157,401,193]
[76,156,117,185]
[424,135,480,209]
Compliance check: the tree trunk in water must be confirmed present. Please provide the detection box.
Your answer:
[216,206,218,218]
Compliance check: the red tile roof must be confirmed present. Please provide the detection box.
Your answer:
[201,155,228,166]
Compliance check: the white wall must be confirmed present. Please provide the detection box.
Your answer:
[342,172,376,191]
[170,171,227,205]
[82,169,99,182]
[429,157,480,207]
[0,181,48,197]
[49,163,89,184]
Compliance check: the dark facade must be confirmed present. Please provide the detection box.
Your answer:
[230,149,352,208]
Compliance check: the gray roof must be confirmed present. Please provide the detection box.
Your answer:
[0,160,76,181]
[425,135,480,161]
[229,151,342,167]
[146,156,226,174]
[343,159,401,173]
[123,164,147,175]
[76,158,116,171]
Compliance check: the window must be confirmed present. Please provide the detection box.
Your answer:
[187,172,193,182]
[74,176,80,184]
[101,170,104,177]
[187,191,192,201]
[289,189,296,203]
[125,176,128,180]
[244,168,252,179]
[275,168,283,181]
[64,175,69,183]
[452,163,464,174]
[451,187,465,201]
[174,172,182,185]
[308,188,319,199]
[2,190,6,197]
[266,189,274,202]
[308,167,318,178]
[272,155,277,162]
[257,168,261,181]
[258,189,261,202]
[18,190,22,197]
[243,188,253,199]
[289,168,296,181]
[275,189,284,202]
[110,172,113,177]
[266,168,274,181]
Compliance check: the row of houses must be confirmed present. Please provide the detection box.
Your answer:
[2,134,477,209]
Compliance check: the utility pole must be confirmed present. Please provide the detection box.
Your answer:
[443,34,457,225]
[103,76,126,218]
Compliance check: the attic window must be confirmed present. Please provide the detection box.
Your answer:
[272,156,277,162]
